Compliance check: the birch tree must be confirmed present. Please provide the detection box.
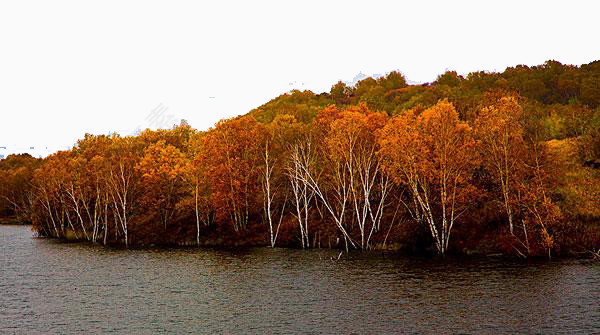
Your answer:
[475,96,526,235]
[137,140,187,231]
[186,133,214,246]
[325,108,390,249]
[202,116,266,231]
[379,100,479,255]
[286,139,316,248]
[262,115,304,247]
[105,136,143,247]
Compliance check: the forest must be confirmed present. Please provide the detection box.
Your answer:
[1,60,599,258]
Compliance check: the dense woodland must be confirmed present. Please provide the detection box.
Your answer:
[1,60,599,257]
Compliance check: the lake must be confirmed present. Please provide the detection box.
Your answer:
[1,224,599,334]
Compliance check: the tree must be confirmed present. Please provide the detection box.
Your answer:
[0,154,40,223]
[63,155,91,240]
[137,140,187,231]
[580,75,600,108]
[186,132,214,246]
[515,139,561,259]
[286,138,317,248]
[262,115,304,247]
[379,100,479,255]
[434,71,462,87]
[379,71,408,91]
[202,116,267,231]
[32,152,75,238]
[104,136,144,247]
[325,106,389,249]
[73,134,113,244]
[474,96,526,235]
[330,81,350,105]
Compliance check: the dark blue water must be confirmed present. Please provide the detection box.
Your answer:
[1,224,599,334]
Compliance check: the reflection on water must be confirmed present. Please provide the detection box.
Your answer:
[1,224,599,334]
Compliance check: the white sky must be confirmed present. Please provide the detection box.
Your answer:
[1,0,599,156]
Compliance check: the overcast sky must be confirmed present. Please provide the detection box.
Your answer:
[1,0,599,156]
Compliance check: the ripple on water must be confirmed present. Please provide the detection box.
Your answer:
[1,224,599,334]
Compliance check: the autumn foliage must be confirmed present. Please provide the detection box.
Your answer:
[378,100,479,255]
[1,60,599,258]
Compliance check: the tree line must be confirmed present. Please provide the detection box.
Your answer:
[1,60,599,257]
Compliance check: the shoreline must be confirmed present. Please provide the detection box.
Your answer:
[3,220,598,260]
[11,227,597,261]
[0,220,31,226]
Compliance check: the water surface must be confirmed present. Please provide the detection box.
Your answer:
[1,224,598,334]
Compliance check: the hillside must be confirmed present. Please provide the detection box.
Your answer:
[1,60,599,257]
